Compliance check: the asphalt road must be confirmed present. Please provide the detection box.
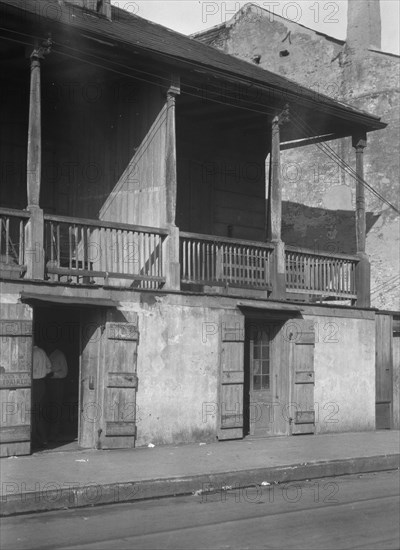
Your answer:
[1,471,399,550]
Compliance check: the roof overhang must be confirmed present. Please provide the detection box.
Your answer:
[238,301,303,320]
[19,292,118,308]
[0,0,387,136]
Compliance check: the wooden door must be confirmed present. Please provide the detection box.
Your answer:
[79,309,103,449]
[375,314,393,429]
[0,304,33,457]
[288,320,316,435]
[247,323,287,437]
[217,314,245,440]
[79,310,139,450]
[99,320,138,449]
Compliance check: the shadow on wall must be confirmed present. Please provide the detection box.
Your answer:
[282,201,380,255]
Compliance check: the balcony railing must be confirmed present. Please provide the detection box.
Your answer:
[180,232,273,289]
[0,207,29,278]
[0,209,361,303]
[285,246,358,299]
[44,214,168,288]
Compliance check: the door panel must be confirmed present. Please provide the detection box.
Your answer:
[288,321,316,435]
[79,311,139,449]
[79,309,103,449]
[0,304,33,457]
[376,314,393,429]
[247,323,288,437]
[218,314,245,440]
[100,321,138,449]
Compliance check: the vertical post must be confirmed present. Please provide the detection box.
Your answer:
[352,133,370,307]
[164,74,181,289]
[25,46,45,279]
[267,107,289,299]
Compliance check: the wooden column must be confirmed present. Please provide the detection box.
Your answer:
[24,41,51,279]
[267,106,289,299]
[164,75,181,289]
[352,133,370,307]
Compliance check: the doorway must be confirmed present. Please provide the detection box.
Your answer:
[244,321,288,438]
[33,306,81,451]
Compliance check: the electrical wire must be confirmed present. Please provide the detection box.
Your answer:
[2,26,399,214]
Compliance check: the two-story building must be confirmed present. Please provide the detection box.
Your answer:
[0,0,397,457]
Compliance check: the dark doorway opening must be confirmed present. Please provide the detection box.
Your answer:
[33,306,81,451]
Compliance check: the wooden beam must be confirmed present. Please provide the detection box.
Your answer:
[166,74,180,225]
[267,105,289,300]
[281,132,349,151]
[25,40,51,280]
[165,74,181,290]
[352,132,370,308]
[27,47,42,208]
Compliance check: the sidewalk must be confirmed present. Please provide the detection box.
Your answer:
[1,431,399,516]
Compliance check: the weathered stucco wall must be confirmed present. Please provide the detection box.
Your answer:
[304,314,376,434]
[119,297,223,446]
[194,3,400,310]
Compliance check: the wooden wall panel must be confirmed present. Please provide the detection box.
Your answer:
[176,113,267,240]
[375,314,393,429]
[100,89,167,227]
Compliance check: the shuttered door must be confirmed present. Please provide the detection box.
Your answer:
[0,304,33,457]
[218,314,245,440]
[99,320,139,449]
[289,320,316,435]
[375,314,393,429]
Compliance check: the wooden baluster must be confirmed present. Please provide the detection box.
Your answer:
[68,225,73,272]
[182,239,186,280]
[187,240,191,281]
[159,234,163,278]
[19,219,24,265]
[0,216,3,259]
[5,218,9,263]
[151,233,155,277]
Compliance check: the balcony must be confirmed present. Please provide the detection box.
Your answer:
[0,208,361,303]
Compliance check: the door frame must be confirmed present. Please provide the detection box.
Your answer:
[244,317,290,438]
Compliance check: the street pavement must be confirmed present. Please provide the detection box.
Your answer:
[1,471,399,549]
[1,430,399,516]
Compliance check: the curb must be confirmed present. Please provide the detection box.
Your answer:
[1,454,399,517]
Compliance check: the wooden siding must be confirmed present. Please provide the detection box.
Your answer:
[99,92,168,227]
[376,314,394,429]
[176,110,268,241]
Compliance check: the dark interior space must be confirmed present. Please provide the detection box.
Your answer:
[33,306,81,451]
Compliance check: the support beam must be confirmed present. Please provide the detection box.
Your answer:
[27,48,42,208]
[165,74,181,290]
[25,40,51,280]
[352,132,370,308]
[267,106,289,299]
[165,74,180,226]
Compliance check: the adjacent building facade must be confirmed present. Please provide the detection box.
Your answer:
[0,0,398,457]
[193,0,400,312]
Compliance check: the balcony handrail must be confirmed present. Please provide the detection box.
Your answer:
[44,214,167,288]
[285,244,359,262]
[0,207,30,219]
[180,231,275,250]
[43,213,169,236]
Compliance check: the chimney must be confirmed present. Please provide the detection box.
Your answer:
[64,0,112,20]
[346,0,381,51]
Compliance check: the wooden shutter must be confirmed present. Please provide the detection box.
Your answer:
[0,304,33,457]
[218,314,245,440]
[99,320,139,449]
[375,314,393,429]
[289,320,316,435]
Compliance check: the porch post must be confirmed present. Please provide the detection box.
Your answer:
[164,75,181,289]
[352,132,370,307]
[268,107,289,299]
[25,41,51,279]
